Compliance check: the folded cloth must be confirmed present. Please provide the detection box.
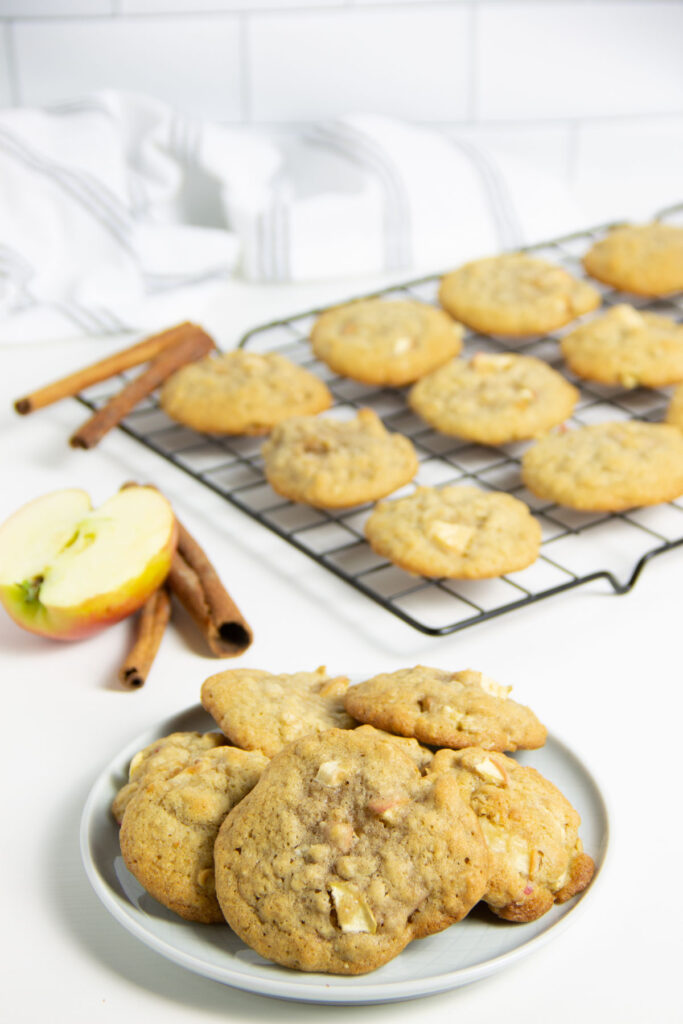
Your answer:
[0,92,583,342]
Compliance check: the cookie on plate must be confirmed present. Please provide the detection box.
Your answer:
[439,253,600,337]
[213,728,489,974]
[561,304,683,388]
[310,298,463,386]
[428,747,595,922]
[261,408,418,508]
[364,485,541,579]
[667,385,683,431]
[159,350,331,435]
[112,731,226,824]
[521,420,683,511]
[410,352,578,445]
[583,222,683,296]
[344,666,547,752]
[120,745,268,922]
[201,666,355,757]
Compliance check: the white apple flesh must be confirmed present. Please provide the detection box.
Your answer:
[0,486,178,640]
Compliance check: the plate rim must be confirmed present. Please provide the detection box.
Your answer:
[80,703,611,1005]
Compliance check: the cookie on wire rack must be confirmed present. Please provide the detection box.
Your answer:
[159,349,332,435]
[410,352,579,445]
[561,304,683,388]
[261,408,418,509]
[521,420,683,511]
[583,222,683,296]
[310,298,464,386]
[438,252,601,337]
[364,485,541,579]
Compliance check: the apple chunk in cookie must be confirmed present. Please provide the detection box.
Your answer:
[0,486,177,639]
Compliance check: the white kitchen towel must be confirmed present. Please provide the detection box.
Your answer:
[0,92,582,343]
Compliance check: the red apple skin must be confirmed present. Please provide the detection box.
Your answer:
[0,519,178,641]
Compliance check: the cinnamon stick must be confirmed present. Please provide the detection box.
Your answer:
[118,586,172,689]
[14,321,200,415]
[168,525,253,657]
[69,327,214,449]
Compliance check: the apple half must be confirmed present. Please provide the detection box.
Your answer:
[0,486,178,640]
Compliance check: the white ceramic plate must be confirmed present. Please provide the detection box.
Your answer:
[80,704,609,1005]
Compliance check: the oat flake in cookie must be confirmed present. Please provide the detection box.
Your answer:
[213,728,489,974]
[201,666,355,757]
[364,484,541,579]
[428,748,595,922]
[344,666,547,752]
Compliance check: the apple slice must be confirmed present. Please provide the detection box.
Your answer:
[0,486,178,640]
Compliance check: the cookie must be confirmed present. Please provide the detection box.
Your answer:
[120,745,268,922]
[201,666,355,757]
[561,304,683,388]
[310,298,463,386]
[159,350,331,435]
[428,748,595,922]
[410,352,578,445]
[111,731,226,824]
[261,408,418,508]
[521,421,683,511]
[344,666,547,752]
[213,728,489,974]
[364,485,541,579]
[583,222,683,296]
[439,253,600,337]
[667,385,683,431]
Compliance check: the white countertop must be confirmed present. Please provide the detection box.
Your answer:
[1,273,680,1024]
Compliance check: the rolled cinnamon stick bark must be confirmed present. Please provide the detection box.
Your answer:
[70,327,214,449]
[118,587,172,689]
[14,321,200,415]
[168,530,253,657]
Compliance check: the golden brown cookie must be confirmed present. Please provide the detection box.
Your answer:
[521,420,683,511]
[364,485,541,579]
[667,385,683,431]
[561,304,683,388]
[213,728,489,974]
[344,666,547,752]
[119,745,268,922]
[439,253,600,337]
[352,724,434,772]
[429,748,595,922]
[159,350,331,435]
[410,352,578,444]
[583,222,683,296]
[201,666,355,757]
[111,731,226,824]
[261,408,418,508]
[310,298,463,386]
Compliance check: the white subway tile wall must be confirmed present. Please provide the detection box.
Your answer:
[247,7,472,122]
[0,1,682,207]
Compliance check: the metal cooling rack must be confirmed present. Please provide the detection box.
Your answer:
[77,205,683,636]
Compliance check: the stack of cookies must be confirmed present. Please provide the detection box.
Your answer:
[156,220,683,585]
[114,665,595,975]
